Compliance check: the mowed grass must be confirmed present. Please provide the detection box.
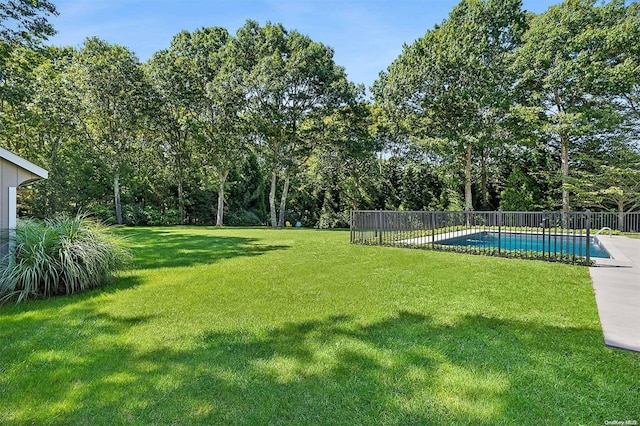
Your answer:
[0,227,638,425]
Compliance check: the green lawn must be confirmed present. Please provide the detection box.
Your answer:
[1,227,638,425]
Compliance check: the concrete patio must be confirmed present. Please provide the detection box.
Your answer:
[590,235,640,352]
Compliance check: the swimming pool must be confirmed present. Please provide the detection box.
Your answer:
[437,231,611,259]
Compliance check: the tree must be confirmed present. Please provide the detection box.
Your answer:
[235,20,354,227]
[374,0,527,212]
[0,43,41,154]
[513,0,630,217]
[72,37,150,224]
[25,46,84,216]
[1,0,58,111]
[1,45,115,220]
[589,163,640,230]
[154,28,248,226]
[298,100,382,227]
[146,47,195,224]
[570,141,640,230]
[0,0,57,46]
[586,1,640,126]
[499,168,537,211]
[201,34,249,227]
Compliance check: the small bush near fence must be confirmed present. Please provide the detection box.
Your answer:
[0,214,131,303]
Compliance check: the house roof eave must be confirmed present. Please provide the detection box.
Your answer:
[0,147,48,179]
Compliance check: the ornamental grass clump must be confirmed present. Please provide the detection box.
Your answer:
[0,215,130,303]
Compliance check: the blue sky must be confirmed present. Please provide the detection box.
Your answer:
[47,0,560,90]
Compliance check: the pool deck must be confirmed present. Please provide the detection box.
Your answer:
[590,235,640,352]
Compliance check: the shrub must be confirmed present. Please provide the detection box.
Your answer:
[226,210,264,226]
[0,214,131,303]
[123,204,182,226]
[499,168,538,211]
[88,205,116,224]
[316,210,349,229]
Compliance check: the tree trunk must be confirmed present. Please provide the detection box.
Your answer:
[464,142,473,212]
[177,180,185,225]
[278,175,290,227]
[560,133,570,214]
[560,133,570,228]
[114,174,123,225]
[46,139,61,216]
[177,151,185,225]
[481,149,489,210]
[216,169,229,226]
[618,200,625,232]
[269,168,278,227]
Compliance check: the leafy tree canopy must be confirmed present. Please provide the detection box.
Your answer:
[1,0,57,43]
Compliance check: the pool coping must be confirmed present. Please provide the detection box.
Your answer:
[590,235,633,267]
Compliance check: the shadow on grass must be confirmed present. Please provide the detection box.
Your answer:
[0,274,145,315]
[1,309,638,425]
[123,228,290,270]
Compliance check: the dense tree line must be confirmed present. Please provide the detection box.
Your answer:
[1,0,638,228]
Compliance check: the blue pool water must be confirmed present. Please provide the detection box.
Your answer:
[438,232,611,258]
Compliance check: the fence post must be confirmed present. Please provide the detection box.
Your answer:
[395,211,400,246]
[350,210,354,244]
[378,210,383,245]
[431,211,436,249]
[497,211,502,255]
[541,213,546,258]
[586,210,591,265]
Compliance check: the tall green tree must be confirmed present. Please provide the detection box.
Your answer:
[0,0,57,45]
[26,46,83,215]
[0,44,41,154]
[586,1,639,127]
[1,0,58,130]
[146,47,195,224]
[374,0,527,212]
[1,45,113,219]
[72,37,150,224]
[513,0,630,216]
[570,138,640,230]
[155,28,248,226]
[235,20,354,227]
[299,100,381,226]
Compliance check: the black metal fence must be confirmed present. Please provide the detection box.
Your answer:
[349,210,637,265]
[590,212,640,233]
